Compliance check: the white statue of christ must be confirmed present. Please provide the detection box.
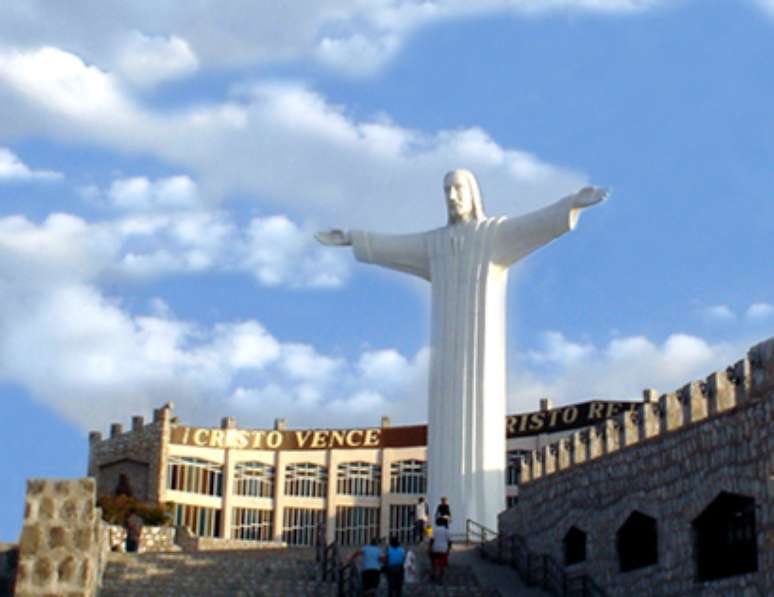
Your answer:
[317,170,607,533]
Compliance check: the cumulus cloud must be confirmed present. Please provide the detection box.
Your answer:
[106,176,202,211]
[746,302,774,321]
[0,147,61,181]
[0,207,428,430]
[508,331,745,412]
[0,49,587,231]
[113,31,198,87]
[0,1,666,78]
[700,304,736,323]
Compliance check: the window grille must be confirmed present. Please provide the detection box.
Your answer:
[284,463,328,497]
[389,460,426,494]
[174,503,221,537]
[335,506,380,546]
[337,462,382,496]
[233,462,275,498]
[167,456,223,496]
[282,507,324,546]
[506,450,530,486]
[389,504,416,544]
[232,508,274,542]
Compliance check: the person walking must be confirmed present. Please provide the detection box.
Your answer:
[435,496,451,528]
[349,536,382,597]
[429,517,452,584]
[125,508,143,553]
[404,548,418,585]
[414,497,429,543]
[384,535,406,597]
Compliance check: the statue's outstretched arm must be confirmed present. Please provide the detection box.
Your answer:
[317,228,430,281]
[315,229,352,246]
[493,186,610,267]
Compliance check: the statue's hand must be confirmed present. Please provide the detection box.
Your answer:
[315,229,352,246]
[571,186,609,208]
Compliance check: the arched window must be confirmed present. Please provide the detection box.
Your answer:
[337,462,381,496]
[617,511,657,572]
[563,526,587,565]
[693,492,757,581]
[167,456,223,496]
[233,462,275,498]
[506,450,530,486]
[284,463,327,497]
[390,460,426,494]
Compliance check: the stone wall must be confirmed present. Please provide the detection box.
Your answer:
[105,524,177,553]
[13,478,108,597]
[500,337,774,596]
[88,404,172,502]
[173,526,286,551]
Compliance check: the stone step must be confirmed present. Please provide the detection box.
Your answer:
[99,548,333,596]
[99,546,504,597]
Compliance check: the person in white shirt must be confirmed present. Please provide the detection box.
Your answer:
[414,497,429,543]
[429,517,452,584]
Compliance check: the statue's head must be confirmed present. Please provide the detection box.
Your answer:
[444,169,485,224]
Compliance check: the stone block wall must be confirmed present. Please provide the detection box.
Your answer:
[13,478,108,597]
[89,403,172,502]
[500,337,774,596]
[105,524,177,553]
[173,526,285,552]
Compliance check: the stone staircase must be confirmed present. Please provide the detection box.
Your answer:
[99,548,336,597]
[98,544,504,596]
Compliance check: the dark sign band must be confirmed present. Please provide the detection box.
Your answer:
[170,401,637,450]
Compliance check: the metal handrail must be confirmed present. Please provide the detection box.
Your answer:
[321,542,340,583]
[466,518,606,596]
[465,518,500,545]
[338,559,361,597]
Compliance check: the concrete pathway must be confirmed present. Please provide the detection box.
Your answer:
[450,545,549,597]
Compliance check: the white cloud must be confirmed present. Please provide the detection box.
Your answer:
[0,213,427,430]
[315,33,400,76]
[746,302,774,321]
[113,31,198,87]
[701,304,736,322]
[526,331,595,365]
[0,1,666,78]
[0,49,588,232]
[242,215,350,288]
[107,176,202,211]
[0,147,61,180]
[509,331,743,412]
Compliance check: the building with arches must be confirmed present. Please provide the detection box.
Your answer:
[88,398,636,546]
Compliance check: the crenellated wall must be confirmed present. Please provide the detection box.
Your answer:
[88,403,173,502]
[500,337,774,596]
[518,351,756,486]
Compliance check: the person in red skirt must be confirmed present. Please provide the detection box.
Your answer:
[429,516,452,584]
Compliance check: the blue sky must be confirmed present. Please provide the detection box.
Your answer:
[0,0,772,541]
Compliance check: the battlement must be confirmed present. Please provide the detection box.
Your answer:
[519,336,774,485]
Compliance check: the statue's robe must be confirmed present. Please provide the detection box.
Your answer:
[351,197,578,532]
